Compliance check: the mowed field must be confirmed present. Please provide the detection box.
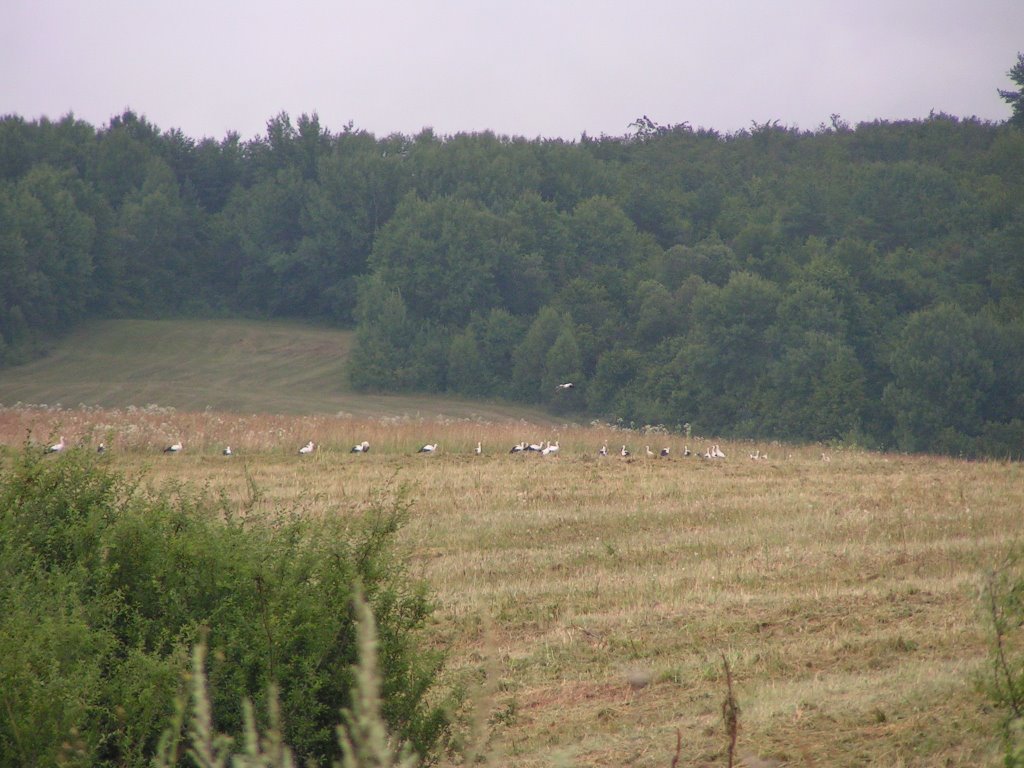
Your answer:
[2,320,1022,766]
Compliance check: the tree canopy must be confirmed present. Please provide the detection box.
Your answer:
[1,91,1023,457]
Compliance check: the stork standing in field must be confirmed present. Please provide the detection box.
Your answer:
[223,446,232,456]
[351,441,370,453]
[418,443,438,453]
[598,443,608,456]
[510,441,526,454]
[298,441,315,455]
[556,382,574,390]
[621,445,631,457]
[46,436,66,454]
[475,441,482,456]
[660,447,670,457]
[645,445,655,458]
[164,441,183,454]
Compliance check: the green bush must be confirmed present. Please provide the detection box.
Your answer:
[981,552,1024,766]
[0,447,452,767]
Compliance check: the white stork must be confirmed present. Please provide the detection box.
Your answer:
[683,446,691,457]
[510,442,526,454]
[298,441,315,455]
[418,443,438,453]
[527,440,544,452]
[713,444,726,459]
[556,382,574,390]
[350,441,370,453]
[660,447,670,457]
[475,441,482,455]
[46,436,66,454]
[598,444,608,456]
[645,445,655,458]
[223,446,233,456]
[621,445,631,457]
[97,442,106,454]
[164,441,183,454]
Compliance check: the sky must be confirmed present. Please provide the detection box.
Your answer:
[3,0,1022,142]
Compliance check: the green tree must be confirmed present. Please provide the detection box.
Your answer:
[348,276,415,391]
[761,333,867,441]
[633,279,683,344]
[543,320,583,410]
[10,165,96,328]
[882,304,994,452]
[473,308,528,399]
[671,272,780,432]
[587,347,642,414]
[370,195,502,326]
[223,167,308,314]
[999,52,1024,128]
[114,157,200,311]
[512,306,564,401]
[446,327,487,396]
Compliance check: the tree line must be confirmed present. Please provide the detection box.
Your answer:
[1,99,1023,457]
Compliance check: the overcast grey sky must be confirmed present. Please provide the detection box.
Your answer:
[4,1,1022,142]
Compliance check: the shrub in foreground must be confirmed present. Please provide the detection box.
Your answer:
[0,447,451,766]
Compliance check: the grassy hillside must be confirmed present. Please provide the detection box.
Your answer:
[1,405,1021,765]
[0,319,554,421]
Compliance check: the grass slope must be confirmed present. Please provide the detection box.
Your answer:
[0,319,553,421]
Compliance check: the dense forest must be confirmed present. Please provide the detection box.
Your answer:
[2,91,1023,456]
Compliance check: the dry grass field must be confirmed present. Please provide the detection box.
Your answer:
[3,405,1022,767]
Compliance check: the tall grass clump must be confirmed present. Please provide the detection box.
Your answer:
[983,550,1024,766]
[154,589,426,768]
[0,446,453,767]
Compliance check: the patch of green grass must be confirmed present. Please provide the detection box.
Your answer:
[0,319,553,421]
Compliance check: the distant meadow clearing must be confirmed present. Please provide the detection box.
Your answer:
[2,402,1021,766]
